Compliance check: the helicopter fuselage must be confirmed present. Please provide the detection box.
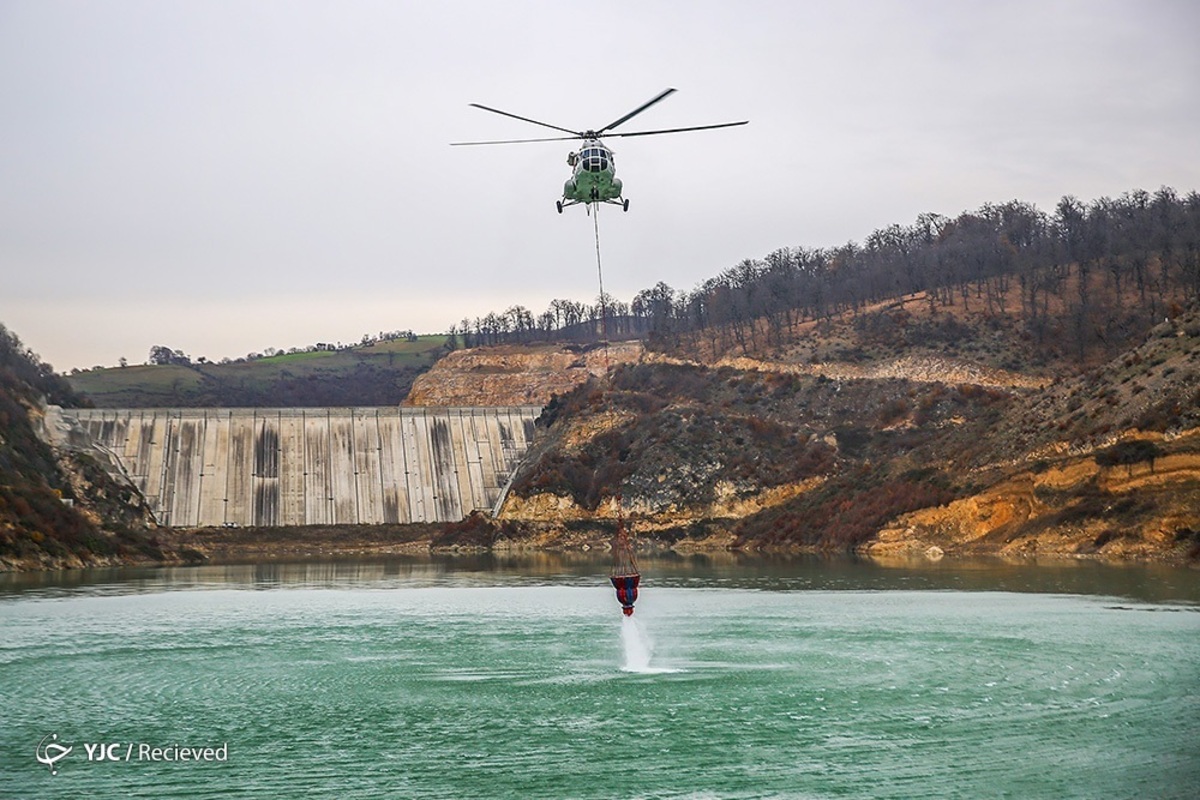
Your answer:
[564,140,623,204]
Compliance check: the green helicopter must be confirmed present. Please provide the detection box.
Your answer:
[452,88,747,213]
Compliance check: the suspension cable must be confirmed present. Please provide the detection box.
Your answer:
[590,201,636,579]
[593,203,610,372]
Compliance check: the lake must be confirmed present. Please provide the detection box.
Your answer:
[3,554,1198,799]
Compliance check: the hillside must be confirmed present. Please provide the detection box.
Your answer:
[68,335,448,407]
[0,324,187,570]
[485,298,1199,563]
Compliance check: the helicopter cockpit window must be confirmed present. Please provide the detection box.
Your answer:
[581,147,610,173]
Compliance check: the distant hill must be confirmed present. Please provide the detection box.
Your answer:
[68,336,448,407]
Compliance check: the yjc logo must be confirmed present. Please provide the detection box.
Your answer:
[83,742,128,761]
[35,733,73,775]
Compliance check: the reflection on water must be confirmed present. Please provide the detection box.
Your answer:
[2,551,1197,603]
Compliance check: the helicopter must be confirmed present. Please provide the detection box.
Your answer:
[451,88,747,213]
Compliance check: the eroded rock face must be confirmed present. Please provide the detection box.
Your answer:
[500,477,825,528]
[660,353,1048,390]
[404,342,643,407]
[866,430,1200,560]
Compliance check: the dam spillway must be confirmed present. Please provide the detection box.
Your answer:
[59,406,540,527]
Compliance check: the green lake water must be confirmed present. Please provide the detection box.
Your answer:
[2,555,1198,799]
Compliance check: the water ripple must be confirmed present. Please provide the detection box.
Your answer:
[2,583,1197,798]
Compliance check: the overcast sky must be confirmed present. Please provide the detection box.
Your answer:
[2,0,1198,370]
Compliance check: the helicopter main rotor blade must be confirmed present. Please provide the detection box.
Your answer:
[467,103,581,137]
[450,135,583,146]
[604,120,749,138]
[597,88,677,134]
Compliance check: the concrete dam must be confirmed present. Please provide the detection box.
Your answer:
[57,406,541,527]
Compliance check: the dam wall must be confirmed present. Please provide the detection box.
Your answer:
[58,406,540,527]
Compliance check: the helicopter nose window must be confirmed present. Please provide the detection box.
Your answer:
[581,147,610,173]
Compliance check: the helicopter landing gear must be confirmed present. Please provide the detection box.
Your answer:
[623,199,629,212]
[556,201,563,214]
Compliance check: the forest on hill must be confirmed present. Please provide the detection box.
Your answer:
[438,186,1200,560]
[456,187,1200,367]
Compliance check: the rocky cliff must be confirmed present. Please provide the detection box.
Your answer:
[404,342,643,407]
[868,435,1200,560]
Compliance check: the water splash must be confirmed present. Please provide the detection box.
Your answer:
[620,615,652,671]
[620,616,680,673]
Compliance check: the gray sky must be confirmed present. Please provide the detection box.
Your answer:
[3,0,1198,370]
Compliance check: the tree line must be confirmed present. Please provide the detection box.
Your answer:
[140,329,420,368]
[447,295,648,350]
[452,187,1200,361]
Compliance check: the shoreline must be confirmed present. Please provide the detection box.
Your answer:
[3,521,1196,575]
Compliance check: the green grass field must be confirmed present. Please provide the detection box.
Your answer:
[69,336,449,407]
